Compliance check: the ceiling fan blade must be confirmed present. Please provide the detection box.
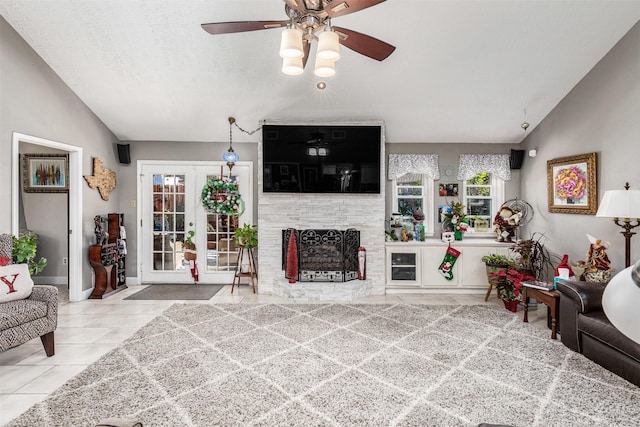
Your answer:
[333,27,395,61]
[201,21,287,35]
[283,0,306,12]
[324,0,386,18]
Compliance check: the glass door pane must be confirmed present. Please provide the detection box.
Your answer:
[152,174,186,272]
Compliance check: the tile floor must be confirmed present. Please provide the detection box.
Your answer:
[0,284,550,425]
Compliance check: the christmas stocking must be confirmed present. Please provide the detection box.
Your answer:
[438,245,461,281]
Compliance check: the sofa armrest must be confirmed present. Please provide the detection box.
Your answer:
[556,280,605,314]
[28,285,58,329]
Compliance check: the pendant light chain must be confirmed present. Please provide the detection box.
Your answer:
[231,119,261,136]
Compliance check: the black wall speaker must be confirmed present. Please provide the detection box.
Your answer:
[510,149,525,170]
[117,144,131,164]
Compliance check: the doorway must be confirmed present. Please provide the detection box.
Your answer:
[138,161,253,284]
[11,132,83,301]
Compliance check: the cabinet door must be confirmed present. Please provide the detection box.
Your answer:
[386,248,421,287]
[460,245,511,288]
[421,246,460,286]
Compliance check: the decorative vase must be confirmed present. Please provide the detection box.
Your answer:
[502,299,519,312]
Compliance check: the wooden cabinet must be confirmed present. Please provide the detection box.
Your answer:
[89,213,127,299]
[385,239,512,291]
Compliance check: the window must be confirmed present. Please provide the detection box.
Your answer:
[463,172,505,233]
[392,173,435,235]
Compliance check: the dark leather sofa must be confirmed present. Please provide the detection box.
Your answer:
[556,280,640,387]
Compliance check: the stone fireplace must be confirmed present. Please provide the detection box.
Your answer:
[282,228,360,282]
[257,119,386,296]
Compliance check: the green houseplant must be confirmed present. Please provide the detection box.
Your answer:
[12,233,47,275]
[234,224,258,248]
[511,232,556,281]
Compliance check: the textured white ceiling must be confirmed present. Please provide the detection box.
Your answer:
[1,0,639,144]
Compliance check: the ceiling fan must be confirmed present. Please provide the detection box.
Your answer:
[201,0,395,76]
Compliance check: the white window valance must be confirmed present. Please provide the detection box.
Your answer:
[457,154,511,181]
[388,154,440,180]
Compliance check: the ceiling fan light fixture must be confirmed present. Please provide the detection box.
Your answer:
[314,56,336,77]
[279,28,304,58]
[317,30,340,61]
[282,56,304,75]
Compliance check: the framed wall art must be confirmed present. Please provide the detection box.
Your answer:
[23,153,69,193]
[547,152,597,214]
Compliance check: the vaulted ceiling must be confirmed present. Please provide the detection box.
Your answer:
[1,1,639,144]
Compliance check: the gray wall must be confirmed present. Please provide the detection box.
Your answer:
[0,17,121,291]
[520,21,640,273]
[116,140,259,272]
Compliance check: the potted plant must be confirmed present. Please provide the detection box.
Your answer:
[490,268,535,312]
[234,224,258,248]
[12,233,47,275]
[510,232,556,281]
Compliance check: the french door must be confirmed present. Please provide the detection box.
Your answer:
[139,161,253,284]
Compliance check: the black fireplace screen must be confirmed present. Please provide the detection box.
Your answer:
[282,228,360,282]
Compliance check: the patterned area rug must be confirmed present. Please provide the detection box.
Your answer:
[123,284,225,300]
[8,304,640,426]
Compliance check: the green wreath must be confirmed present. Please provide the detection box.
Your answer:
[201,178,245,216]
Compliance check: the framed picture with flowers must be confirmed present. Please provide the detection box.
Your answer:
[547,152,597,214]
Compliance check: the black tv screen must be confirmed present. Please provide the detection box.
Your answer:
[262,124,381,194]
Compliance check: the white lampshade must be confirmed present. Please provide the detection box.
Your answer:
[282,56,304,75]
[314,56,336,77]
[596,189,640,219]
[317,30,340,61]
[602,260,640,344]
[279,28,304,59]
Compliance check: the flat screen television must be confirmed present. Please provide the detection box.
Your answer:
[262,124,381,194]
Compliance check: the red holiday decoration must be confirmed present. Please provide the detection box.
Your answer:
[285,229,298,283]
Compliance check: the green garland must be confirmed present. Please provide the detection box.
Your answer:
[201,177,245,216]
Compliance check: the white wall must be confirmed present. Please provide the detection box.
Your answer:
[520,21,640,272]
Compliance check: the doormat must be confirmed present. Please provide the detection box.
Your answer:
[124,284,225,300]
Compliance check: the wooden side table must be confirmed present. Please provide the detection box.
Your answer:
[523,286,560,339]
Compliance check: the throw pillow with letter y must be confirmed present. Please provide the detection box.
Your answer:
[0,263,34,303]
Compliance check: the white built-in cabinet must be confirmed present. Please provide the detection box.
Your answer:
[386,239,513,290]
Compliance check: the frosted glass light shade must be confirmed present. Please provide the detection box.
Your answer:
[279,28,304,58]
[596,189,640,219]
[222,149,239,164]
[602,260,640,345]
[317,30,340,61]
[314,56,336,77]
[282,56,304,75]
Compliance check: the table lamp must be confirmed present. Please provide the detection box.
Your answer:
[595,182,640,268]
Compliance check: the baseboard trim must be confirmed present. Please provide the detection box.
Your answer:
[32,275,67,285]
